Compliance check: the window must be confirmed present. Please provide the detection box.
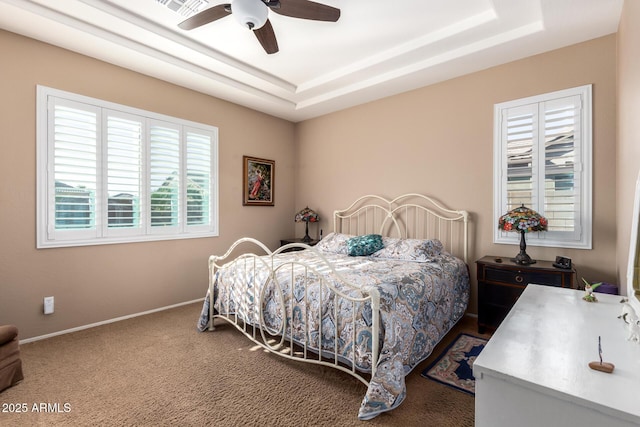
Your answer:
[494,85,592,249]
[37,86,218,248]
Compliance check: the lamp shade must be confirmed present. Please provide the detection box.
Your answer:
[232,0,268,30]
[295,207,319,223]
[295,207,319,243]
[498,204,548,233]
[498,204,547,265]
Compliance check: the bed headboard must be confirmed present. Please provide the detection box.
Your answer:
[333,193,469,263]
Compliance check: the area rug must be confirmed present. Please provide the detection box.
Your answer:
[421,333,487,395]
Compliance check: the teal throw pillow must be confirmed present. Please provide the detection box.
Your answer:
[347,234,384,256]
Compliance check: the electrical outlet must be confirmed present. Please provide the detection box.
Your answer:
[44,296,54,315]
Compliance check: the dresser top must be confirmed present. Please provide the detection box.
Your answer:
[474,285,640,424]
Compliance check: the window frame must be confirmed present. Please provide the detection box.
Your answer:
[36,85,219,248]
[493,84,593,250]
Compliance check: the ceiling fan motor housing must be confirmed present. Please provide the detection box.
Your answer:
[232,0,269,30]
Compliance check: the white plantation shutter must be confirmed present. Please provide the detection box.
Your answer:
[37,86,218,248]
[106,112,143,233]
[50,100,99,239]
[149,122,180,230]
[494,85,592,249]
[504,104,537,212]
[542,96,582,240]
[186,129,211,228]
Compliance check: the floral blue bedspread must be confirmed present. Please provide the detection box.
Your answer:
[197,239,469,420]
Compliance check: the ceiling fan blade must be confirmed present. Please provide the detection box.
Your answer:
[254,20,279,54]
[178,4,232,30]
[271,0,340,22]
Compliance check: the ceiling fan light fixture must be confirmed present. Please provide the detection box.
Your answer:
[232,0,268,30]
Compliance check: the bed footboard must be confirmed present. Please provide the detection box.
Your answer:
[207,237,381,386]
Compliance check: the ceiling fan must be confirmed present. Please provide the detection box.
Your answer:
[178,0,340,54]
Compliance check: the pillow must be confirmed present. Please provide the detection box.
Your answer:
[346,234,384,256]
[313,232,353,255]
[370,237,443,262]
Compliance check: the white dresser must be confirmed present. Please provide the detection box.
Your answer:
[474,284,640,427]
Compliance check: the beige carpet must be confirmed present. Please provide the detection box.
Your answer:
[0,302,488,427]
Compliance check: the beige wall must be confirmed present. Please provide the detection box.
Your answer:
[0,26,624,339]
[0,30,296,339]
[617,1,640,292]
[295,35,618,314]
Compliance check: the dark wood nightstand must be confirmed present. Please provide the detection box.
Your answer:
[476,256,575,333]
[279,238,319,252]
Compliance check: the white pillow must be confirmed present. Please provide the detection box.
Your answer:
[369,237,443,262]
[313,232,353,255]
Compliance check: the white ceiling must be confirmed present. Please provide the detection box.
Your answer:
[0,0,624,122]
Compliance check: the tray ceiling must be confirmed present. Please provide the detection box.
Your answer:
[0,0,623,122]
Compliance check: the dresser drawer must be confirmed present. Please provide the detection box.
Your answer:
[483,266,563,287]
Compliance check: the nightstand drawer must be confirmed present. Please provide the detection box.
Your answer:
[484,267,563,287]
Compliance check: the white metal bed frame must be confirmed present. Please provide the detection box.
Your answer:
[206,193,469,389]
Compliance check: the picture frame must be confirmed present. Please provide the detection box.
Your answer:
[243,156,274,206]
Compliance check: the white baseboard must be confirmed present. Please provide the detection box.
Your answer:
[20,298,204,344]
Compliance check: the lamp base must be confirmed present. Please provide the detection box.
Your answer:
[511,229,536,265]
[511,255,536,265]
[301,222,312,243]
